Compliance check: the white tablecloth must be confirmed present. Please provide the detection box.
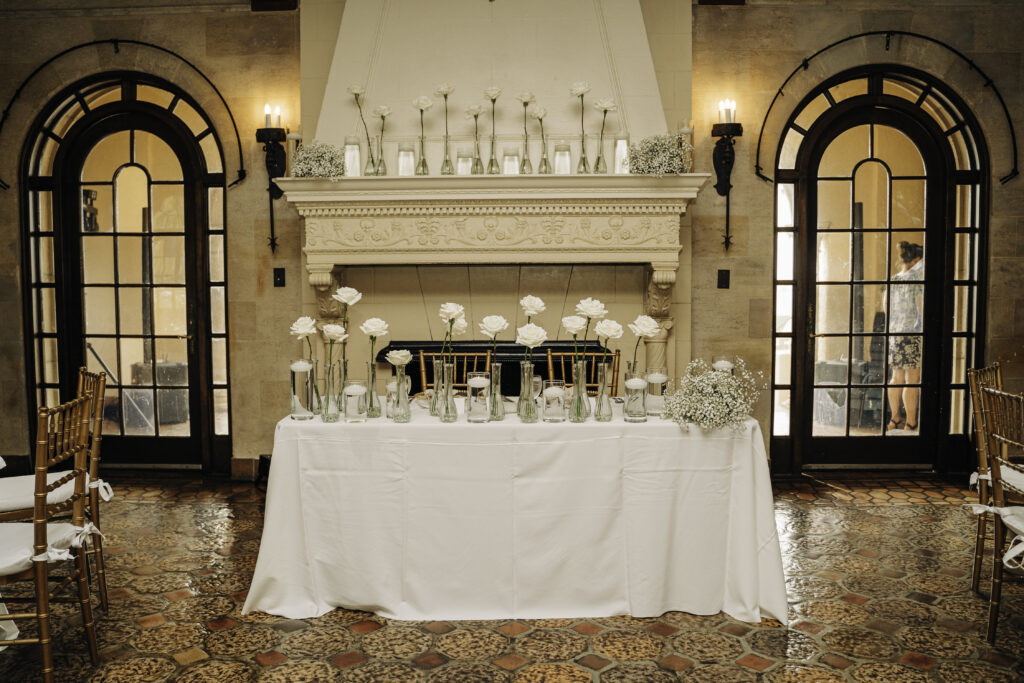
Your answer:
[244,405,787,624]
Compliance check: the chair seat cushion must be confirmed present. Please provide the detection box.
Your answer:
[0,522,80,574]
[0,472,85,513]
[1002,506,1024,536]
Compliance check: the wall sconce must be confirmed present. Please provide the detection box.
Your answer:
[257,103,287,252]
[712,99,742,251]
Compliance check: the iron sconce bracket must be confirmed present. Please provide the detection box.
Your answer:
[711,122,743,250]
[257,127,287,252]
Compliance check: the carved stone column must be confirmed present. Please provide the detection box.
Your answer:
[643,265,676,373]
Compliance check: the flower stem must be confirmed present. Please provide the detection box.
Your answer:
[632,336,642,369]
[443,94,449,139]
[355,95,375,166]
[579,95,585,138]
[306,337,321,405]
[598,110,607,153]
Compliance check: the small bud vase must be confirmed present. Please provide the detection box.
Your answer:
[594,362,613,422]
[415,135,429,175]
[537,144,552,174]
[337,357,349,415]
[321,360,341,422]
[623,360,647,423]
[430,358,444,416]
[577,136,590,174]
[518,360,538,423]
[568,359,590,423]
[391,365,411,423]
[489,361,505,421]
[472,139,485,175]
[364,139,377,176]
[440,135,454,175]
[289,359,316,420]
[440,362,458,423]
[366,361,381,418]
[487,137,500,175]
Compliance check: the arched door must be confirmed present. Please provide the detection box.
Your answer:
[21,73,231,471]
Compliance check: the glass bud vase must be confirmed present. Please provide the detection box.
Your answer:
[415,135,429,175]
[568,359,591,423]
[364,139,377,176]
[321,360,341,422]
[594,362,613,422]
[623,360,648,423]
[489,361,505,422]
[487,137,500,174]
[391,365,411,423]
[375,140,388,176]
[472,139,485,175]
[518,361,538,423]
[577,136,590,174]
[366,361,381,418]
[430,358,444,416]
[289,358,316,420]
[520,139,533,174]
[593,149,607,174]
[440,135,454,175]
[537,144,552,174]
[337,357,349,416]
[440,362,458,423]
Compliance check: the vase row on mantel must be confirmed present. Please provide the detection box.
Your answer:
[342,135,631,178]
[290,359,668,424]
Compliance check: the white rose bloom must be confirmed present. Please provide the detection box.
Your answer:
[520,295,546,317]
[483,86,502,101]
[570,81,591,97]
[594,319,624,340]
[465,104,484,118]
[386,349,413,366]
[479,315,510,339]
[434,83,455,97]
[439,302,465,322]
[517,92,535,104]
[322,324,348,342]
[561,315,587,335]
[373,105,391,118]
[360,317,390,337]
[347,85,365,96]
[628,315,661,338]
[516,323,548,349]
[332,286,362,306]
[575,297,607,319]
[528,105,547,121]
[452,317,469,336]
[413,95,433,111]
[290,316,317,338]
[593,98,617,112]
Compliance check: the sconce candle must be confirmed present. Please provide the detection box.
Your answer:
[718,99,736,124]
[275,106,282,128]
[264,103,272,128]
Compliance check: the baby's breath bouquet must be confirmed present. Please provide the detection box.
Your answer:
[662,357,764,432]
[628,132,693,176]
[291,141,346,179]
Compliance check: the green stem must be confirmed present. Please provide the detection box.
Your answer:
[355,95,375,165]
[444,95,449,139]
[581,319,591,363]
[306,337,321,405]
[600,337,609,367]
[579,94,585,138]
[632,336,642,369]
[598,110,607,154]
[522,102,528,142]
[539,118,546,149]
[572,333,578,362]
[419,109,424,140]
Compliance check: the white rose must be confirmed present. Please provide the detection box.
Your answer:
[570,81,591,97]
[561,315,587,335]
[347,85,365,96]
[479,315,509,339]
[332,286,362,306]
[360,317,389,337]
[290,316,317,338]
[528,105,547,121]
[595,319,623,340]
[439,302,465,322]
[575,297,607,319]
[452,317,468,336]
[520,295,546,317]
[517,92,535,104]
[434,83,455,97]
[465,104,484,118]
[386,349,413,366]
[628,315,661,338]
[413,95,433,111]
[322,324,348,343]
[516,323,547,349]
[484,86,502,101]
[593,98,616,112]
[373,105,391,118]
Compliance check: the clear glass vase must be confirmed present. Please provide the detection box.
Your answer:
[593,149,607,174]
[375,138,387,176]
[364,139,377,176]
[440,135,454,175]
[537,144,552,174]
[337,357,349,416]
[624,360,647,423]
[594,362,613,422]
[440,362,458,423]
[520,138,533,174]
[289,358,316,420]
[487,137,500,174]
[472,139,484,175]
[568,359,590,423]
[489,362,505,422]
[577,135,590,174]
[430,358,444,416]
[518,361,538,423]
[321,360,341,422]
[391,365,411,423]
[415,135,429,175]
[367,361,381,418]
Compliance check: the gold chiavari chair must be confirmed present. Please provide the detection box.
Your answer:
[547,350,620,396]
[418,351,491,393]
[0,396,100,681]
[978,387,1024,644]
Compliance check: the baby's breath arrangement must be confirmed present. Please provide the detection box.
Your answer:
[628,132,694,176]
[662,357,764,432]
[290,142,346,179]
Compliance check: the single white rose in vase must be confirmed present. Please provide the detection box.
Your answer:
[386,349,412,366]
[520,295,546,321]
[627,314,661,370]
[516,322,548,360]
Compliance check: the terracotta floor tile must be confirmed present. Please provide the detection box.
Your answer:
[572,622,603,635]
[172,647,209,666]
[331,651,365,669]
[497,621,530,636]
[737,653,774,672]
[493,654,531,671]
[898,652,936,670]
[137,614,165,629]
[577,654,611,670]
[350,620,382,634]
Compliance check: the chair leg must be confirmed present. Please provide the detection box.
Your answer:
[74,546,100,664]
[34,560,55,683]
[986,517,1005,644]
[971,510,987,594]
[91,531,109,612]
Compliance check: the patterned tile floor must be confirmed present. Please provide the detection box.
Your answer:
[0,474,1022,681]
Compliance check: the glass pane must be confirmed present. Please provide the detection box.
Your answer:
[816,285,850,333]
[830,79,867,102]
[172,100,207,136]
[772,390,790,436]
[853,232,888,282]
[37,137,58,177]
[137,85,174,109]
[154,340,188,384]
[887,337,923,386]
[83,84,121,110]
[949,129,970,171]
[84,287,116,334]
[81,131,129,182]
[892,179,925,229]
[819,125,868,177]
[208,187,224,231]
[816,232,851,282]
[39,288,56,333]
[856,336,886,384]
[122,388,156,436]
[776,184,794,228]
[211,286,226,334]
[38,236,55,282]
[794,95,830,132]
[774,337,792,385]
[120,337,150,387]
[46,95,85,138]
[779,128,803,169]
[199,135,223,173]
[813,387,847,436]
[214,388,230,435]
[776,285,793,332]
[817,180,850,229]
[854,162,888,229]
[814,338,849,384]
[882,79,923,103]
[115,165,149,232]
[852,285,886,333]
[82,236,114,284]
[154,287,187,335]
[35,191,54,232]
[81,186,113,233]
[955,184,974,228]
[875,125,924,176]
[117,236,143,284]
[45,388,60,409]
[922,95,955,131]
[212,337,228,385]
[157,389,190,436]
[953,286,969,333]
[209,234,225,282]
[119,288,144,335]
[85,337,118,384]
[952,337,967,384]
[152,185,185,232]
[135,130,182,181]
[949,388,966,435]
[850,387,884,436]
[953,233,971,281]
[102,394,121,436]
[41,337,59,383]
[152,236,185,284]
[888,285,923,333]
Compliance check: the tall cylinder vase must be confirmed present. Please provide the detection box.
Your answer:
[440,362,458,423]
[568,359,590,423]
[321,360,340,422]
[430,358,444,416]
[489,361,505,422]
[518,360,538,423]
[367,361,381,418]
[594,362,613,422]
[623,360,648,423]
[337,357,349,416]
[391,365,411,423]
[289,359,316,420]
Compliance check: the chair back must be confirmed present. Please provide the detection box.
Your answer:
[419,351,491,392]
[32,396,92,556]
[968,363,1002,475]
[547,350,620,396]
[76,367,107,482]
[980,387,1024,507]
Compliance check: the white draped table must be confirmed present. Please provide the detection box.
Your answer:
[243,405,787,625]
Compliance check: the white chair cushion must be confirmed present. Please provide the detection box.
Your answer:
[1003,465,1024,497]
[1001,506,1024,536]
[0,522,80,575]
[0,472,85,513]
